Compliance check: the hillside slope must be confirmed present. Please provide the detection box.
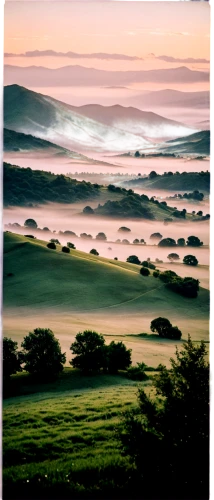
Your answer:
[124,171,210,192]
[160,130,210,156]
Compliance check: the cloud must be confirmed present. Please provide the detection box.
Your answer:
[155,55,210,63]
[4,49,143,61]
[124,28,192,37]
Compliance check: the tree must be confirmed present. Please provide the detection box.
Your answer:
[158,238,176,247]
[67,242,76,249]
[3,338,22,380]
[140,267,150,276]
[70,331,105,373]
[83,206,94,214]
[187,235,203,247]
[135,151,140,157]
[167,276,199,298]
[90,248,99,256]
[150,232,162,240]
[148,263,156,270]
[62,246,70,253]
[183,255,198,266]
[127,255,141,265]
[43,227,50,231]
[197,210,203,216]
[149,171,158,179]
[177,238,185,246]
[50,238,61,245]
[96,232,107,240]
[118,227,131,232]
[114,257,118,260]
[24,218,37,228]
[141,260,149,267]
[150,317,172,337]
[21,328,66,380]
[167,253,180,261]
[133,239,139,244]
[47,242,56,250]
[119,337,209,500]
[106,341,132,373]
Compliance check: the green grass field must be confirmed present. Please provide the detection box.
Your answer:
[3,369,156,499]
[3,232,209,368]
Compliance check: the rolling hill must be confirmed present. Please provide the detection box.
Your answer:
[160,130,210,156]
[4,85,195,151]
[124,171,210,192]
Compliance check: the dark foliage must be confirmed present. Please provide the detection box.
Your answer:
[83,206,94,214]
[177,238,186,246]
[167,277,199,298]
[70,331,106,373]
[21,328,66,380]
[96,232,107,240]
[118,226,131,232]
[24,218,37,228]
[106,341,132,374]
[90,248,99,255]
[67,242,76,249]
[158,238,177,247]
[140,267,150,276]
[3,337,22,380]
[126,362,148,381]
[150,232,162,240]
[47,242,56,250]
[126,255,141,265]
[141,260,149,267]
[118,337,209,500]
[62,246,70,253]
[187,235,203,247]
[183,254,198,266]
[167,253,180,261]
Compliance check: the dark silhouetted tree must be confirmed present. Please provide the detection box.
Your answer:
[90,248,99,255]
[187,235,203,247]
[24,218,37,228]
[3,338,22,380]
[167,253,180,261]
[70,331,105,373]
[183,255,198,266]
[127,255,141,265]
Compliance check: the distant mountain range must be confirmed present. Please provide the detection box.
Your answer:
[4,85,197,152]
[126,89,210,110]
[4,64,209,87]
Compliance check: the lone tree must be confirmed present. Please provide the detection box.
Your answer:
[177,238,186,246]
[140,267,150,277]
[83,206,94,214]
[24,218,37,228]
[21,328,66,380]
[149,170,158,179]
[70,331,105,373]
[47,242,56,250]
[127,255,141,265]
[158,238,177,247]
[150,232,162,240]
[3,337,22,380]
[118,227,131,232]
[50,238,61,245]
[187,235,203,247]
[90,248,99,256]
[62,246,70,253]
[67,242,76,249]
[119,336,209,500]
[150,317,182,340]
[96,232,107,241]
[106,341,132,374]
[135,151,140,157]
[183,255,198,266]
[167,253,180,261]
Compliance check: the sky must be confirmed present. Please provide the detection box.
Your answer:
[4,1,210,72]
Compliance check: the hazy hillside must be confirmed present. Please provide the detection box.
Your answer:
[4,128,72,155]
[4,162,101,207]
[127,89,210,110]
[160,130,210,156]
[124,171,210,192]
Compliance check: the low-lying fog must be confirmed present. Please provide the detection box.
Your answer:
[4,152,210,177]
[4,203,209,270]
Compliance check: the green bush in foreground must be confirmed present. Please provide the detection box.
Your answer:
[119,336,209,500]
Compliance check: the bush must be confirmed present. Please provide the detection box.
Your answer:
[118,227,131,232]
[3,338,22,380]
[183,255,198,266]
[127,255,141,265]
[140,267,150,276]
[24,218,37,228]
[148,263,156,270]
[114,257,118,260]
[127,362,148,381]
[83,206,94,214]
[187,236,203,247]
[118,336,209,500]
[167,277,199,298]
[43,227,50,231]
[159,270,178,283]
[90,248,99,256]
[47,242,56,250]
[67,242,76,249]
[70,331,105,373]
[24,234,36,239]
[62,246,70,253]
[153,271,160,278]
[141,260,149,267]
[21,328,66,380]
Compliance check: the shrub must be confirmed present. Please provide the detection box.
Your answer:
[24,218,37,228]
[118,336,209,500]
[24,234,36,239]
[141,260,149,267]
[140,267,150,276]
[114,257,118,260]
[67,242,76,249]
[62,246,70,253]
[70,331,105,373]
[47,242,56,250]
[90,249,99,256]
[183,255,198,266]
[167,277,199,298]
[3,338,22,380]
[148,263,156,270]
[127,362,148,381]
[21,328,66,380]
[159,270,178,283]
[127,255,141,265]
[153,271,160,278]
[83,206,94,214]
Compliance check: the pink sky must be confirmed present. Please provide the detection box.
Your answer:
[4,1,210,73]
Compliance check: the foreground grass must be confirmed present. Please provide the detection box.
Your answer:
[3,370,155,499]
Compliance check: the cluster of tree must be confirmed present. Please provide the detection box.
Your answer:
[119,336,209,500]
[94,194,155,219]
[3,329,132,382]
[158,235,203,247]
[4,162,100,207]
[167,253,198,265]
[126,255,156,269]
[167,190,204,201]
[155,269,199,297]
